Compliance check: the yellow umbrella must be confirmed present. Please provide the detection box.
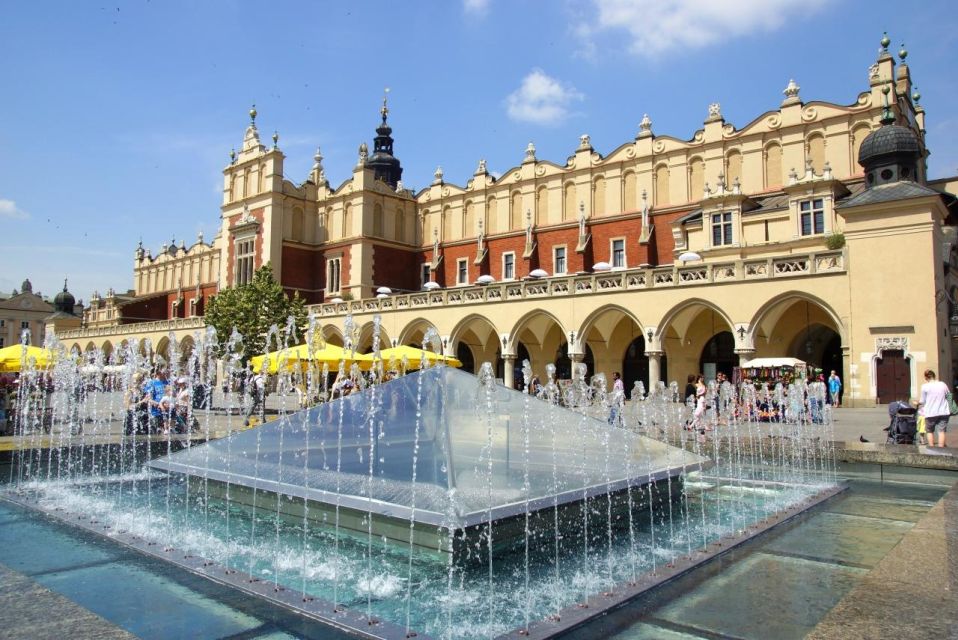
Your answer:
[0,345,57,373]
[369,345,462,371]
[250,343,372,374]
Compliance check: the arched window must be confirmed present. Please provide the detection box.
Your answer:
[623,171,637,212]
[510,192,523,230]
[563,182,576,221]
[536,187,548,225]
[318,208,329,243]
[764,143,783,188]
[593,176,606,215]
[373,203,384,237]
[688,157,704,201]
[725,150,743,188]
[258,163,266,193]
[654,164,670,206]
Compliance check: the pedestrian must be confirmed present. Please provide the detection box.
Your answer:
[684,374,696,405]
[827,370,842,408]
[143,366,170,434]
[917,369,950,448]
[608,372,625,425]
[244,368,268,426]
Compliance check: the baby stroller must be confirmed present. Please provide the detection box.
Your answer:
[885,400,917,444]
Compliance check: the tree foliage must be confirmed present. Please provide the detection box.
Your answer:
[204,263,307,362]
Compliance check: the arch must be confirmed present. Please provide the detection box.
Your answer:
[764,142,783,188]
[510,191,523,230]
[536,187,548,225]
[320,325,345,347]
[562,182,576,221]
[373,203,384,237]
[455,342,477,374]
[688,157,704,201]
[654,163,670,206]
[576,303,644,345]
[178,335,196,367]
[449,313,501,375]
[747,290,845,345]
[593,175,606,215]
[806,133,826,175]
[699,331,736,380]
[726,149,743,187]
[507,308,567,353]
[623,171,637,212]
[155,337,171,363]
[101,340,114,364]
[355,323,392,354]
[657,298,736,339]
[398,317,441,350]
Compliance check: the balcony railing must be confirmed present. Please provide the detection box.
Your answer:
[57,316,206,340]
[312,249,846,317]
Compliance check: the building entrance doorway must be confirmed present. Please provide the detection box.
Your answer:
[876,349,910,404]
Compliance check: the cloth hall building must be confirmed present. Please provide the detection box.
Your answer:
[63,37,958,407]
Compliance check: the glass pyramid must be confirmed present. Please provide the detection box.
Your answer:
[149,367,704,531]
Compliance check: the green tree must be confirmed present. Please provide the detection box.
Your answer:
[204,263,307,362]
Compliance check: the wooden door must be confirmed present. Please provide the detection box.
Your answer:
[876,350,910,404]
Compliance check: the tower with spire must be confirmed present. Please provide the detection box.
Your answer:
[365,89,403,189]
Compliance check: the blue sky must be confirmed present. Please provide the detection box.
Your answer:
[1,0,956,303]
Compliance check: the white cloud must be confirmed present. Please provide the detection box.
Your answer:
[0,199,30,220]
[463,0,490,14]
[580,0,828,56]
[506,69,584,126]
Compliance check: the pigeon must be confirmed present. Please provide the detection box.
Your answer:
[859,435,870,443]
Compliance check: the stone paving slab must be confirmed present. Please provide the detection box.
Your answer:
[0,563,137,640]
[807,482,958,640]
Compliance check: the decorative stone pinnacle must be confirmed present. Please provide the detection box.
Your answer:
[525,141,536,161]
[434,165,444,183]
[706,102,722,121]
[272,131,279,148]
[229,148,236,163]
[782,78,801,105]
[313,146,323,169]
[578,134,591,149]
[475,158,487,175]
[640,113,652,131]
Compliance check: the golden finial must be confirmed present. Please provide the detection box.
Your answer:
[380,87,390,121]
[249,104,257,123]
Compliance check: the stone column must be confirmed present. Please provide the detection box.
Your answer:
[503,354,516,389]
[647,351,663,387]
[735,349,756,367]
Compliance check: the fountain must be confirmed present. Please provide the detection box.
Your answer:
[0,318,841,639]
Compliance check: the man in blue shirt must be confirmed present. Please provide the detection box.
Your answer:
[143,366,170,433]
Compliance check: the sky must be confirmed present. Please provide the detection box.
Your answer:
[1,0,956,303]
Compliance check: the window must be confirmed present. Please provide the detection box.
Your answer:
[326,257,341,294]
[235,237,255,285]
[420,263,431,287]
[611,238,626,269]
[799,198,825,236]
[503,252,515,280]
[0,319,5,327]
[20,321,29,330]
[457,258,468,285]
[711,212,733,246]
[553,246,567,275]
[0,337,4,348]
